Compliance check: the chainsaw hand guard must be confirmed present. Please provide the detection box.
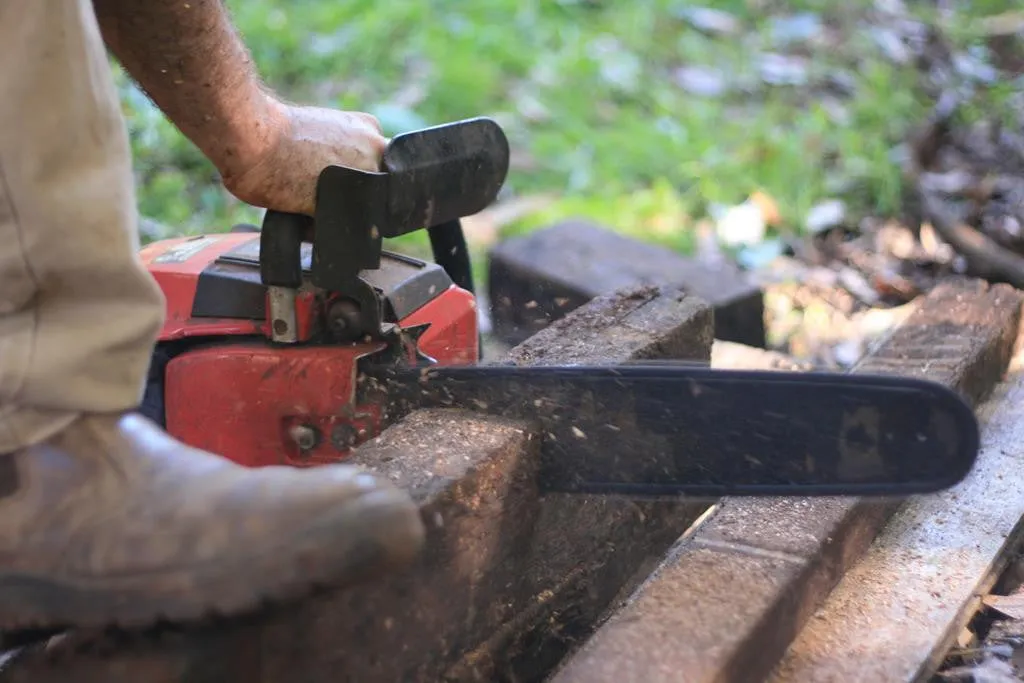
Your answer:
[257,117,510,343]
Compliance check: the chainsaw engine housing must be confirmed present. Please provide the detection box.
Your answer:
[139,231,478,467]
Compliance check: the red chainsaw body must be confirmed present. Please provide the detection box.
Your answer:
[140,232,478,467]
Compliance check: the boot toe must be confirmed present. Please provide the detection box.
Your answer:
[204,462,426,593]
[254,463,426,571]
[0,413,427,630]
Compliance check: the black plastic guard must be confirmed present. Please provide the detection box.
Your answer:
[381,117,509,236]
[311,117,508,293]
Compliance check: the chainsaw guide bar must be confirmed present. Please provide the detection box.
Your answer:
[360,363,980,498]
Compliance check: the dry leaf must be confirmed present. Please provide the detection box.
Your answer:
[677,7,741,36]
[984,592,1024,621]
[956,624,977,649]
[805,199,846,233]
[713,201,766,247]
[978,11,1024,37]
[750,190,782,227]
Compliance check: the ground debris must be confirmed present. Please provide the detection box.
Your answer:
[937,657,1021,683]
[753,236,922,369]
[900,12,1024,289]
[934,584,1024,683]
[737,5,1024,368]
[935,617,1024,683]
[986,593,1024,622]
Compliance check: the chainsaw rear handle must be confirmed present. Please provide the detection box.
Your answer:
[258,117,509,296]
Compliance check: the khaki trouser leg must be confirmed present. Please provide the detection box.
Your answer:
[0,1,165,452]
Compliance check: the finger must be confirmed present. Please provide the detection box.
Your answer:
[339,144,385,174]
[354,111,384,134]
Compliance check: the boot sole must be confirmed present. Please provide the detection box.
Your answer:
[0,488,424,632]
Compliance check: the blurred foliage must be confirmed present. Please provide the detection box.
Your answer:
[115,0,1016,262]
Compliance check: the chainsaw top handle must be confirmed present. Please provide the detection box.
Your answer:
[258,117,509,312]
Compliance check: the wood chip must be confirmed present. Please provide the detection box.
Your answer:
[983,592,1024,621]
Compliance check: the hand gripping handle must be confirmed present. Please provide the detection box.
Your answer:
[256,117,510,343]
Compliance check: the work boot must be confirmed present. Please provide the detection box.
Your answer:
[0,412,425,631]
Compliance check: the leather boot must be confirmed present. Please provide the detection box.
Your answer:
[0,412,425,631]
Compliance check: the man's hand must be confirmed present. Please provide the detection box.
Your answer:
[93,0,384,217]
[220,102,387,216]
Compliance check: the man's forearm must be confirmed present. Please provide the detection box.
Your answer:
[93,0,283,180]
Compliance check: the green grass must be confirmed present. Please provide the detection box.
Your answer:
[116,0,1016,264]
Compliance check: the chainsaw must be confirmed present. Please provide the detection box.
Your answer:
[138,117,980,499]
